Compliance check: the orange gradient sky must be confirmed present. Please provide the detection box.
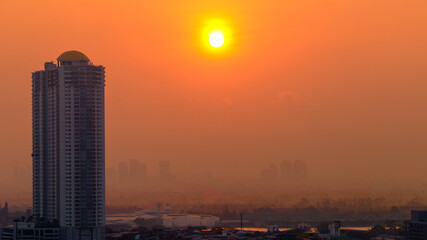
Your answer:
[1,0,427,181]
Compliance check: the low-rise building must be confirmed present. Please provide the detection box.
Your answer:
[0,222,63,240]
[162,214,219,228]
[405,210,427,240]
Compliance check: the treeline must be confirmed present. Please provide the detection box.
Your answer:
[173,197,422,219]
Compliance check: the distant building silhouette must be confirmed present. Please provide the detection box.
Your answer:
[0,202,9,225]
[260,164,278,182]
[294,159,308,185]
[118,161,130,187]
[129,159,147,188]
[25,208,32,220]
[106,167,117,188]
[32,51,105,239]
[159,160,175,181]
[280,160,293,184]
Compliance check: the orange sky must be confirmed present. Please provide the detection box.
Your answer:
[1,0,427,181]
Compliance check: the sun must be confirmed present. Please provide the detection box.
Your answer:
[198,18,233,53]
[209,31,225,48]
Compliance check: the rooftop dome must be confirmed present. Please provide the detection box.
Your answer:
[57,50,90,62]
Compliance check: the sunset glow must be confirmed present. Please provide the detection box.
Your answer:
[1,2,427,235]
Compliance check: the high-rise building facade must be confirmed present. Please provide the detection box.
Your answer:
[32,51,105,240]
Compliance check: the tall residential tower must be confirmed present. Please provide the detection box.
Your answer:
[32,51,105,240]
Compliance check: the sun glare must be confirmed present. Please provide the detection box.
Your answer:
[199,18,233,54]
[209,32,225,48]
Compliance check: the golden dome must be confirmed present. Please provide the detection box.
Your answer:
[57,50,90,62]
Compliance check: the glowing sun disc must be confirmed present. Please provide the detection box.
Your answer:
[209,32,225,48]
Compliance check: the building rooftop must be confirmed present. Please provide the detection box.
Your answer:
[57,50,90,62]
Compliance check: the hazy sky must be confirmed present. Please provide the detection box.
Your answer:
[1,0,427,181]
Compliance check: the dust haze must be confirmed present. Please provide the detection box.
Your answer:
[1,0,427,216]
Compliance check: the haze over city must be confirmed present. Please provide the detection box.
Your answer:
[1,1,427,239]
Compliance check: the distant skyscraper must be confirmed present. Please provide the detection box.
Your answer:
[129,159,147,188]
[294,159,308,185]
[106,167,117,188]
[32,51,105,240]
[280,160,293,184]
[118,161,129,187]
[260,164,279,182]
